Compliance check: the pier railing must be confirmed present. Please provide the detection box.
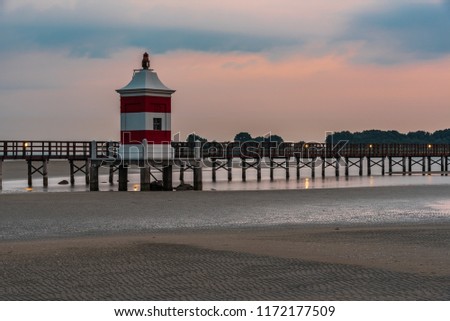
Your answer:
[0,141,119,160]
[172,142,450,159]
[2,141,449,160]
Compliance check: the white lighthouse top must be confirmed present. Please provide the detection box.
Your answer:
[116,52,175,97]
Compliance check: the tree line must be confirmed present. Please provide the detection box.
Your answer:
[186,129,450,144]
[326,129,450,144]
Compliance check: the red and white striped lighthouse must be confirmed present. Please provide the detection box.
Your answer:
[116,52,175,160]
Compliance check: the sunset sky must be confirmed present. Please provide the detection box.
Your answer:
[1,0,450,142]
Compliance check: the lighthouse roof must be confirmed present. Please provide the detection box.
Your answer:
[116,69,175,97]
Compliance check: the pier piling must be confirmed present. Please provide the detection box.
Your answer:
[89,162,99,191]
[43,160,48,188]
[140,164,151,191]
[118,165,128,191]
[163,165,173,191]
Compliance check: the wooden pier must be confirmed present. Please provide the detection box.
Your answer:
[2,141,450,191]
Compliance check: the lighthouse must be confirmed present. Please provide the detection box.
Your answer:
[116,52,175,160]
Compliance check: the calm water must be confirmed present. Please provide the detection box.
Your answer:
[2,160,450,193]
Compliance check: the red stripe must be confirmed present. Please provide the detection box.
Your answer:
[121,130,171,144]
[120,96,171,113]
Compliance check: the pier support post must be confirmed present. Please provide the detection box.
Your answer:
[270,159,274,181]
[335,157,340,177]
[427,156,432,174]
[408,157,412,176]
[422,157,426,176]
[27,160,32,187]
[296,157,300,180]
[69,160,75,186]
[43,160,48,188]
[381,157,385,176]
[109,165,114,185]
[257,159,262,182]
[311,159,316,179]
[212,159,217,182]
[140,164,151,191]
[367,157,371,176]
[193,161,203,191]
[163,165,173,191]
[445,157,448,176]
[118,165,128,191]
[441,157,445,176]
[285,157,290,180]
[321,157,326,178]
[89,162,99,192]
[0,160,3,190]
[402,157,406,176]
[179,162,185,183]
[85,160,90,185]
[359,157,363,176]
[388,157,393,175]
[227,158,232,181]
[345,157,349,177]
[242,159,247,182]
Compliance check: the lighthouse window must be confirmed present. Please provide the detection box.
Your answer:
[153,118,162,130]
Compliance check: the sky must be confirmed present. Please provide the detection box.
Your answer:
[1,0,450,142]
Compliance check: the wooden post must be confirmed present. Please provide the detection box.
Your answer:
[427,156,432,175]
[335,157,340,177]
[69,160,75,186]
[43,160,48,188]
[388,157,393,176]
[321,157,326,178]
[381,157,385,176]
[402,157,406,176]
[193,161,203,191]
[241,159,247,182]
[0,160,3,190]
[140,165,151,191]
[422,157,426,176]
[270,158,274,181]
[345,157,349,177]
[212,159,216,182]
[118,165,128,191]
[441,156,445,176]
[296,157,300,180]
[311,159,315,179]
[285,157,290,180]
[27,160,32,187]
[179,162,185,183]
[445,156,448,176]
[367,157,371,176]
[359,157,363,176]
[257,159,262,182]
[109,165,114,185]
[89,162,99,191]
[408,157,412,176]
[85,160,90,185]
[227,158,232,181]
[163,165,173,191]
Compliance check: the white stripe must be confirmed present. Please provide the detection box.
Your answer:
[121,112,171,131]
[119,144,174,160]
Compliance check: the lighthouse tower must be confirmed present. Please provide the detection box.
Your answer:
[116,52,175,160]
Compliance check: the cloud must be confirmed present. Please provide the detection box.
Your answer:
[0,8,298,58]
[346,1,450,63]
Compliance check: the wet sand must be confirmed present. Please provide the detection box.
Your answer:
[1,186,450,300]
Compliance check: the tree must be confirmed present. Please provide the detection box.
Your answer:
[186,133,207,143]
[234,132,252,142]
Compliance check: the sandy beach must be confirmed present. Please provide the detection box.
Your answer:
[1,186,450,300]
